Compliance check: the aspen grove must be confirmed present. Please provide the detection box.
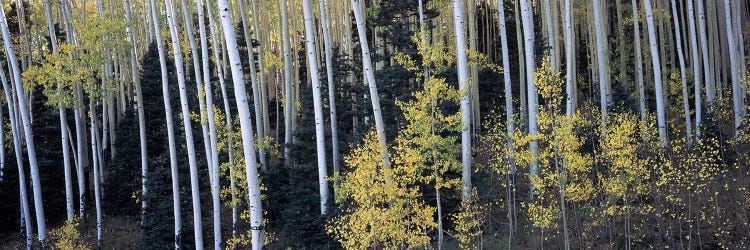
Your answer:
[3,0,750,249]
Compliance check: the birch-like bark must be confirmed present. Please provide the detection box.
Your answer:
[318,0,341,197]
[148,0,183,247]
[564,0,574,117]
[280,0,294,168]
[238,0,267,169]
[723,0,744,136]
[164,0,205,247]
[351,0,391,168]
[196,0,223,248]
[644,0,669,146]
[0,4,47,244]
[687,0,702,138]
[453,0,473,202]
[1,62,32,250]
[303,0,331,215]
[671,0,694,145]
[593,0,609,126]
[216,0,265,247]
[633,0,647,120]
[519,0,539,194]
[43,0,74,221]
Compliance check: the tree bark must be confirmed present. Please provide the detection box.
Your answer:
[644,0,669,146]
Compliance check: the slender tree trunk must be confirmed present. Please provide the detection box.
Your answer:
[515,0,527,129]
[124,0,149,226]
[238,0,268,170]
[148,0,183,247]
[280,0,294,168]
[302,0,331,215]
[519,0,540,195]
[498,0,517,241]
[644,0,669,146]
[164,0,205,248]
[250,0,271,138]
[696,0,714,104]
[43,0,75,222]
[351,0,391,168]
[452,0,473,202]
[216,0,265,247]
[723,0,744,136]
[670,0,694,145]
[1,63,32,250]
[687,0,703,138]
[634,0,647,120]
[564,0,574,117]
[593,0,610,126]
[318,0,341,200]
[196,0,223,248]
[0,4,47,245]
[90,100,103,249]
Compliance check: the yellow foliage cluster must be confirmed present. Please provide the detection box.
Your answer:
[49,218,89,250]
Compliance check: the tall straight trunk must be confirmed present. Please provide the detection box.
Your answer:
[43,0,74,222]
[89,101,103,248]
[515,0,527,129]
[498,0,517,240]
[634,0,647,120]
[687,0,702,138]
[564,0,575,117]
[302,0,331,215]
[164,0,205,248]
[124,0,149,226]
[696,0,714,104]
[723,0,744,136]
[543,0,557,71]
[318,0,341,197]
[593,0,609,125]
[452,0,473,202]
[216,0,265,247]
[644,0,669,146]
[280,0,294,168]
[250,0,271,137]
[671,0,694,145]
[238,0,267,169]
[196,0,223,248]
[148,0,183,247]
[1,64,32,250]
[351,0,391,168]
[205,0,238,236]
[0,4,47,244]
[519,0,539,194]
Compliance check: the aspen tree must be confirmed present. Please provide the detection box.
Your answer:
[216,0,265,247]
[148,0,183,246]
[318,0,341,194]
[163,0,205,247]
[644,0,669,146]
[670,0,693,145]
[0,3,47,244]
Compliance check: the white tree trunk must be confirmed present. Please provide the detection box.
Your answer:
[196,0,223,248]
[302,0,331,215]
[633,0,647,120]
[164,0,205,248]
[318,0,341,197]
[0,4,47,244]
[280,0,294,168]
[593,0,610,125]
[564,0,575,117]
[670,0,694,145]
[644,0,669,146]
[238,0,267,169]
[451,0,473,202]
[687,0,703,138]
[148,0,183,247]
[1,62,32,250]
[216,0,265,247]
[519,0,540,195]
[723,0,744,136]
[543,0,557,71]
[351,0,391,168]
[89,101,103,248]
[695,0,714,104]
[43,0,74,222]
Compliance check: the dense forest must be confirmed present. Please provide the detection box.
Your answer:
[0,0,750,249]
